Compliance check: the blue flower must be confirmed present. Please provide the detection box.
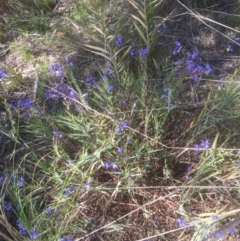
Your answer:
[230,227,236,234]
[65,56,74,67]
[174,41,181,47]
[23,112,31,121]
[9,103,15,109]
[156,22,167,33]
[127,138,132,145]
[46,207,53,215]
[102,75,108,81]
[4,204,11,211]
[204,64,212,75]
[139,48,148,57]
[17,100,25,108]
[116,120,130,133]
[29,230,39,239]
[103,161,111,169]
[111,163,119,170]
[0,70,4,78]
[17,176,25,187]
[215,230,223,238]
[108,85,114,93]
[211,215,218,220]
[176,217,186,228]
[117,147,123,154]
[115,34,123,47]
[85,76,97,88]
[227,43,233,52]
[16,221,27,235]
[133,99,138,107]
[172,41,181,56]
[54,209,60,215]
[60,237,73,241]
[53,130,62,140]
[200,140,210,149]
[64,187,71,195]
[130,47,137,56]
[49,63,64,78]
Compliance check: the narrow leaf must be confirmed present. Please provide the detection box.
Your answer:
[133,22,147,43]
[128,0,140,10]
[131,14,147,30]
[91,24,105,36]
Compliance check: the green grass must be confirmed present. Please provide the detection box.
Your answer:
[1,0,240,240]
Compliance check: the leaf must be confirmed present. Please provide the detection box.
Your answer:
[90,24,105,36]
[84,44,109,53]
[133,22,147,43]
[128,0,140,10]
[131,14,147,30]
[121,45,132,61]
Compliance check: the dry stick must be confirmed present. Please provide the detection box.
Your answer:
[74,191,175,240]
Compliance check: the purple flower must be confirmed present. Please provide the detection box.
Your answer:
[4,204,11,211]
[204,64,212,75]
[23,112,31,121]
[9,103,15,109]
[193,75,198,82]
[46,207,53,214]
[139,48,148,57]
[85,182,91,189]
[16,221,27,235]
[133,99,138,107]
[227,43,233,52]
[230,227,236,234]
[116,120,130,133]
[0,176,4,182]
[45,84,79,105]
[103,161,111,169]
[0,70,4,78]
[65,56,74,67]
[23,98,32,108]
[200,140,210,149]
[115,34,123,47]
[164,87,169,93]
[127,138,132,145]
[17,176,24,187]
[156,22,167,33]
[172,41,182,56]
[130,47,137,56]
[174,41,181,47]
[64,187,71,195]
[53,130,62,140]
[117,147,123,154]
[176,217,186,228]
[111,163,119,170]
[108,85,114,93]
[54,209,59,215]
[85,76,97,88]
[215,230,223,238]
[60,237,73,241]
[102,75,108,81]
[29,230,39,239]
[211,215,218,220]
[49,63,64,78]
[17,100,25,108]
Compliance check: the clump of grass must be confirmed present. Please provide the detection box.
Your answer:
[1,0,240,240]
